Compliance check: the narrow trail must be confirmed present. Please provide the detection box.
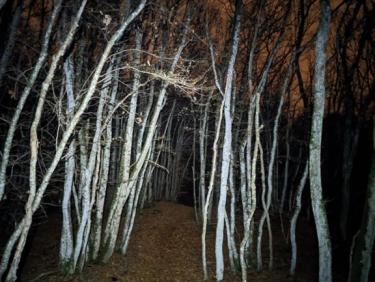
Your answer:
[120,201,216,281]
[22,202,238,281]
[22,202,314,281]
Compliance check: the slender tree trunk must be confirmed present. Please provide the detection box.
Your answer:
[102,8,188,261]
[290,163,309,275]
[257,93,284,270]
[2,3,87,280]
[240,93,260,282]
[199,93,211,218]
[0,0,63,202]
[72,61,111,272]
[202,99,224,280]
[279,120,290,214]
[59,55,76,274]
[103,29,144,262]
[91,58,118,261]
[227,160,239,269]
[256,126,269,271]
[257,62,292,270]
[0,2,146,279]
[309,1,332,281]
[215,2,242,280]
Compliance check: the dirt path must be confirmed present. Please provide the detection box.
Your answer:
[22,201,315,281]
[22,202,239,281]
[121,201,221,281]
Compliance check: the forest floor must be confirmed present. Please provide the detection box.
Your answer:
[20,201,317,282]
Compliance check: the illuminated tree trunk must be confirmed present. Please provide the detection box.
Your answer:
[102,28,144,261]
[102,55,141,262]
[257,62,291,270]
[243,95,256,264]
[256,123,268,272]
[279,121,290,214]
[0,1,145,279]
[309,1,332,281]
[72,61,111,271]
[215,1,242,280]
[289,163,308,275]
[257,94,284,270]
[139,83,155,209]
[227,160,239,270]
[202,99,224,280]
[199,93,211,217]
[0,0,63,202]
[0,2,87,280]
[103,7,189,261]
[240,93,260,282]
[91,58,119,261]
[59,55,76,274]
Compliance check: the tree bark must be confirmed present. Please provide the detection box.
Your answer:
[309,1,332,281]
[290,163,309,275]
[0,0,63,202]
[215,1,242,280]
[0,1,146,279]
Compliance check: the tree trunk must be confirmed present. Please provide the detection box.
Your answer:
[240,93,260,282]
[202,99,224,280]
[0,0,63,202]
[309,1,332,281]
[59,55,76,274]
[290,163,309,275]
[0,2,146,279]
[215,1,242,280]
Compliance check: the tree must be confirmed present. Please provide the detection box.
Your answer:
[309,0,332,281]
[214,0,242,280]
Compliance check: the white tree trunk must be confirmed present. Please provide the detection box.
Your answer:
[72,61,111,271]
[309,1,332,281]
[257,61,292,270]
[0,0,63,202]
[102,32,143,262]
[199,93,211,217]
[103,11,188,261]
[202,100,224,280]
[2,3,87,280]
[0,2,146,279]
[227,161,239,269]
[243,95,256,263]
[91,58,118,261]
[59,55,76,273]
[256,127,270,271]
[215,2,242,279]
[289,163,308,275]
[240,93,260,282]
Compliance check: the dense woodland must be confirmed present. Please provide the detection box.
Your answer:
[0,0,374,281]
